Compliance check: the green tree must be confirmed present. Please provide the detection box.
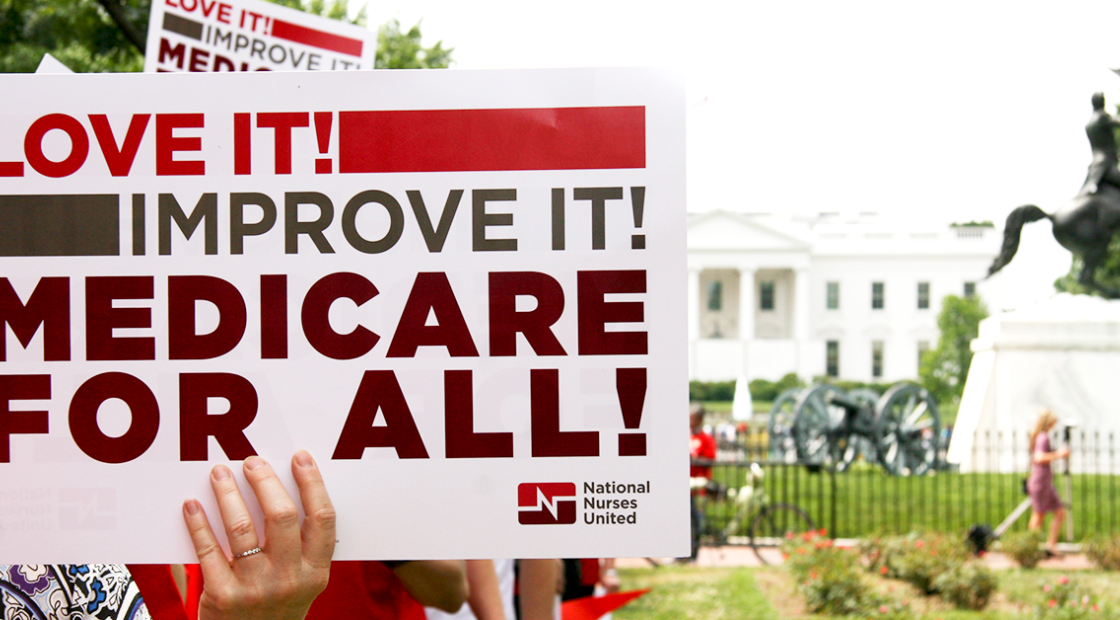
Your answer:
[0,0,145,73]
[919,294,988,405]
[375,19,452,69]
[0,0,449,72]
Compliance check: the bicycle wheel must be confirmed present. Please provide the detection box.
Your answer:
[749,503,815,565]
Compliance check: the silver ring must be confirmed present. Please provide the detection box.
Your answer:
[231,546,263,559]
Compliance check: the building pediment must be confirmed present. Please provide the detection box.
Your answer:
[688,210,811,252]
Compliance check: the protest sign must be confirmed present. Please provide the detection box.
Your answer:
[0,68,687,563]
[144,0,375,73]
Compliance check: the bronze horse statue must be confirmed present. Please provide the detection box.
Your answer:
[989,91,1120,298]
[987,184,1120,298]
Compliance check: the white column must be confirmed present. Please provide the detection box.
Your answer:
[688,268,701,343]
[738,268,755,341]
[794,267,811,341]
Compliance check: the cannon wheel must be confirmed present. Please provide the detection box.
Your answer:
[826,388,880,472]
[792,384,844,466]
[767,388,802,463]
[876,383,941,476]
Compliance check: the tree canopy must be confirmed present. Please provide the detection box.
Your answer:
[0,0,144,73]
[919,294,988,406]
[0,0,450,73]
[375,19,452,69]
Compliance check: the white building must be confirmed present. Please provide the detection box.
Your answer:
[688,211,1001,384]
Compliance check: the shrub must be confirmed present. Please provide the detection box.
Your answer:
[689,380,736,403]
[748,373,804,402]
[869,532,969,595]
[1083,534,1120,571]
[783,530,880,616]
[933,561,998,610]
[1027,575,1109,619]
[1001,530,1046,569]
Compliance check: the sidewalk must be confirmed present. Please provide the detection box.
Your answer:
[618,544,1095,571]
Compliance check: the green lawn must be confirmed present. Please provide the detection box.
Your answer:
[615,566,779,620]
[615,566,1120,619]
[706,464,1120,542]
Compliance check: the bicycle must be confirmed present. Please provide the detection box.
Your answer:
[692,462,816,564]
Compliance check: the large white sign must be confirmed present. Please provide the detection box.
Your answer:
[0,68,688,563]
[144,0,376,72]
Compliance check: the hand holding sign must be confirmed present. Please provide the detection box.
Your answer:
[182,450,335,620]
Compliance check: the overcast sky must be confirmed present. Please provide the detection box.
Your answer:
[367,0,1120,308]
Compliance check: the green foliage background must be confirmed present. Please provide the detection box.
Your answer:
[919,294,988,405]
[0,0,451,73]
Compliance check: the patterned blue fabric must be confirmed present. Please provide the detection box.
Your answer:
[0,565,150,620]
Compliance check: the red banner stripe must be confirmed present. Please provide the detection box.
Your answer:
[270,19,363,57]
[338,107,645,173]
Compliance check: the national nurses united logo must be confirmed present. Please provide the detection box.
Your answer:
[518,483,577,525]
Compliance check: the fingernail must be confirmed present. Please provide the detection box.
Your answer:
[245,456,266,470]
[212,465,231,480]
[184,499,201,516]
[294,450,314,468]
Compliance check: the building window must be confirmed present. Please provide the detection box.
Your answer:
[760,281,775,311]
[917,340,930,370]
[963,281,976,298]
[826,340,839,378]
[707,280,723,311]
[872,282,884,309]
[871,340,884,378]
[917,282,929,309]
[826,281,839,310]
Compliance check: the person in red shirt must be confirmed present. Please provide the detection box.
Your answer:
[690,404,717,479]
[689,403,717,561]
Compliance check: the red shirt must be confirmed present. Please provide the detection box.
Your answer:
[690,431,716,479]
[305,561,425,620]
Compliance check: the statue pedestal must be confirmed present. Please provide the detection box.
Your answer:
[947,294,1120,473]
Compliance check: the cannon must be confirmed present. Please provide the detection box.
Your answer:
[788,381,941,475]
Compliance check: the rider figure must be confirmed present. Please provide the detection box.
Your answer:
[1081,92,1120,195]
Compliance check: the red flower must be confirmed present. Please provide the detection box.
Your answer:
[786,532,795,540]
[1049,599,1057,608]
[810,572,818,580]
[1044,584,1051,593]
[880,565,889,575]
[1058,575,1069,585]
[819,528,828,537]
[914,540,924,548]
[879,606,889,614]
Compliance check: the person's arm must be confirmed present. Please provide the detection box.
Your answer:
[461,560,506,620]
[598,558,619,594]
[393,560,469,613]
[1033,446,1070,464]
[181,451,335,620]
[519,559,561,620]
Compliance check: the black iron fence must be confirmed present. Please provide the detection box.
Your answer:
[702,427,1120,543]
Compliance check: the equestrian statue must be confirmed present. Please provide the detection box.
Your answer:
[988,92,1120,298]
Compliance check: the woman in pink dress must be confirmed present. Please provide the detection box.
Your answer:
[1027,410,1070,557]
